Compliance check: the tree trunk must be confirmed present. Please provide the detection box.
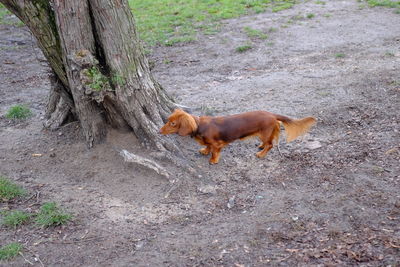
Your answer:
[1,0,178,151]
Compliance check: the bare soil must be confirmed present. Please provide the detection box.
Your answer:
[1,1,399,266]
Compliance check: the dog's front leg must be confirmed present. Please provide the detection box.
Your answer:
[209,146,222,164]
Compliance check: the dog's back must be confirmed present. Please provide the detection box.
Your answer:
[198,111,277,143]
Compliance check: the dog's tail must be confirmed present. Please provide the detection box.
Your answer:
[274,114,316,142]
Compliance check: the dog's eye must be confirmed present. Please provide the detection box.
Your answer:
[170,122,176,127]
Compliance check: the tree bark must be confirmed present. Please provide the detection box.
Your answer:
[1,0,179,151]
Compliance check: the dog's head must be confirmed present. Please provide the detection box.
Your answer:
[160,109,197,136]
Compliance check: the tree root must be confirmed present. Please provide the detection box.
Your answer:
[43,96,71,130]
[120,149,171,180]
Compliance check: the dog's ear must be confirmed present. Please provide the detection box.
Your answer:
[173,108,184,114]
[178,112,197,136]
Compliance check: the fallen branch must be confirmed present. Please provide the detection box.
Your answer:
[19,252,34,266]
[120,150,170,179]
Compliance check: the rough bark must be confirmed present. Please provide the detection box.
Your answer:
[52,0,107,147]
[43,72,73,129]
[1,0,76,129]
[1,0,180,152]
[87,0,177,150]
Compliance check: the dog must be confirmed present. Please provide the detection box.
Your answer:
[160,109,316,164]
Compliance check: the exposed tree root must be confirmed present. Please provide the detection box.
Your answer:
[43,97,71,130]
[120,149,171,180]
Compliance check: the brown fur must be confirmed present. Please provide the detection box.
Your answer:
[160,109,316,164]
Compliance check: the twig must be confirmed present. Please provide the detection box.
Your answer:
[163,179,180,198]
[25,248,44,267]
[19,252,34,265]
[388,242,400,248]
[276,255,291,262]
[24,193,36,203]
[37,255,45,267]
[36,191,40,203]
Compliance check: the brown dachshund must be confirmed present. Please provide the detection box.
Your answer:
[160,109,316,164]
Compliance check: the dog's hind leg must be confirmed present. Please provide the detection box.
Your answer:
[256,123,280,158]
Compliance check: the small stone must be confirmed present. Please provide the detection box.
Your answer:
[198,184,217,194]
[305,140,322,150]
[227,196,235,209]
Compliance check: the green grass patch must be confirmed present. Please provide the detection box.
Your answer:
[165,35,196,46]
[1,210,31,228]
[268,27,278,32]
[35,202,72,227]
[385,51,395,57]
[272,2,295,12]
[5,105,32,120]
[0,243,22,261]
[129,0,296,46]
[0,3,11,24]
[366,0,400,8]
[243,26,268,39]
[335,53,346,58]
[307,13,315,19]
[0,4,24,26]
[236,44,253,53]
[0,176,26,201]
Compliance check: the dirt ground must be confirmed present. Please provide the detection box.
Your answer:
[1,0,399,266]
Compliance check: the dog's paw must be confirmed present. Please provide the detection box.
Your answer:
[199,148,210,155]
[209,159,219,164]
[256,151,265,158]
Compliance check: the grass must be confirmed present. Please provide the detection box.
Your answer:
[0,176,26,201]
[0,4,24,26]
[0,243,22,261]
[2,1,297,46]
[272,2,295,12]
[385,51,395,57]
[35,202,72,227]
[335,53,346,58]
[1,210,31,228]
[307,13,315,19]
[243,26,268,39]
[128,0,296,46]
[5,105,32,120]
[268,27,278,32]
[366,0,400,8]
[0,3,10,24]
[236,44,253,53]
